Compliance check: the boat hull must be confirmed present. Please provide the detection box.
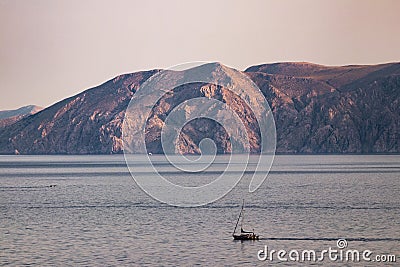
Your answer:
[233,234,259,240]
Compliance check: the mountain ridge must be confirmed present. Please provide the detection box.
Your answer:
[0,62,398,154]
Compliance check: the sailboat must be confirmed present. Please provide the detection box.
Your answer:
[232,199,259,240]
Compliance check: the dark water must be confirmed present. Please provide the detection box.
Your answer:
[0,155,399,266]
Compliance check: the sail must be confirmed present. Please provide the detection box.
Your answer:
[232,199,259,240]
[232,205,243,235]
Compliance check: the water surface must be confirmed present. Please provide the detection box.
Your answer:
[1,155,399,266]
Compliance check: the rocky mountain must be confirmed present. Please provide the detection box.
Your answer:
[122,63,273,155]
[0,62,398,154]
[0,71,158,154]
[0,105,42,128]
[246,62,400,153]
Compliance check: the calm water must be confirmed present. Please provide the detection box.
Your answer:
[0,155,399,266]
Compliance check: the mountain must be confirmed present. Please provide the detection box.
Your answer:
[246,62,400,153]
[0,105,43,128]
[0,71,158,154]
[0,62,398,154]
[122,62,272,155]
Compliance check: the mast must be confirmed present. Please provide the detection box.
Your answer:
[233,199,245,236]
[241,199,245,230]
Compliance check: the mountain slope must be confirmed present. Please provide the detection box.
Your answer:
[0,62,398,154]
[0,71,158,154]
[245,62,400,153]
[0,105,43,128]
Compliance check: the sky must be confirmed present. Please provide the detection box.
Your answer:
[1,0,400,110]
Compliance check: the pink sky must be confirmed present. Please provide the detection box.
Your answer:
[1,0,399,110]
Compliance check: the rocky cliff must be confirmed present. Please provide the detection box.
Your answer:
[0,62,398,154]
[246,62,400,153]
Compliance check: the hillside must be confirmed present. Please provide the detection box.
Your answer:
[246,62,400,153]
[0,105,43,128]
[0,62,399,154]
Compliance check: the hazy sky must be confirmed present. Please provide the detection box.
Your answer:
[1,0,400,110]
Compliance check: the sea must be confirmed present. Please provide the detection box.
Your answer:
[0,155,399,266]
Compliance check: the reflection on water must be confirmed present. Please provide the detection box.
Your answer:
[1,155,399,266]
